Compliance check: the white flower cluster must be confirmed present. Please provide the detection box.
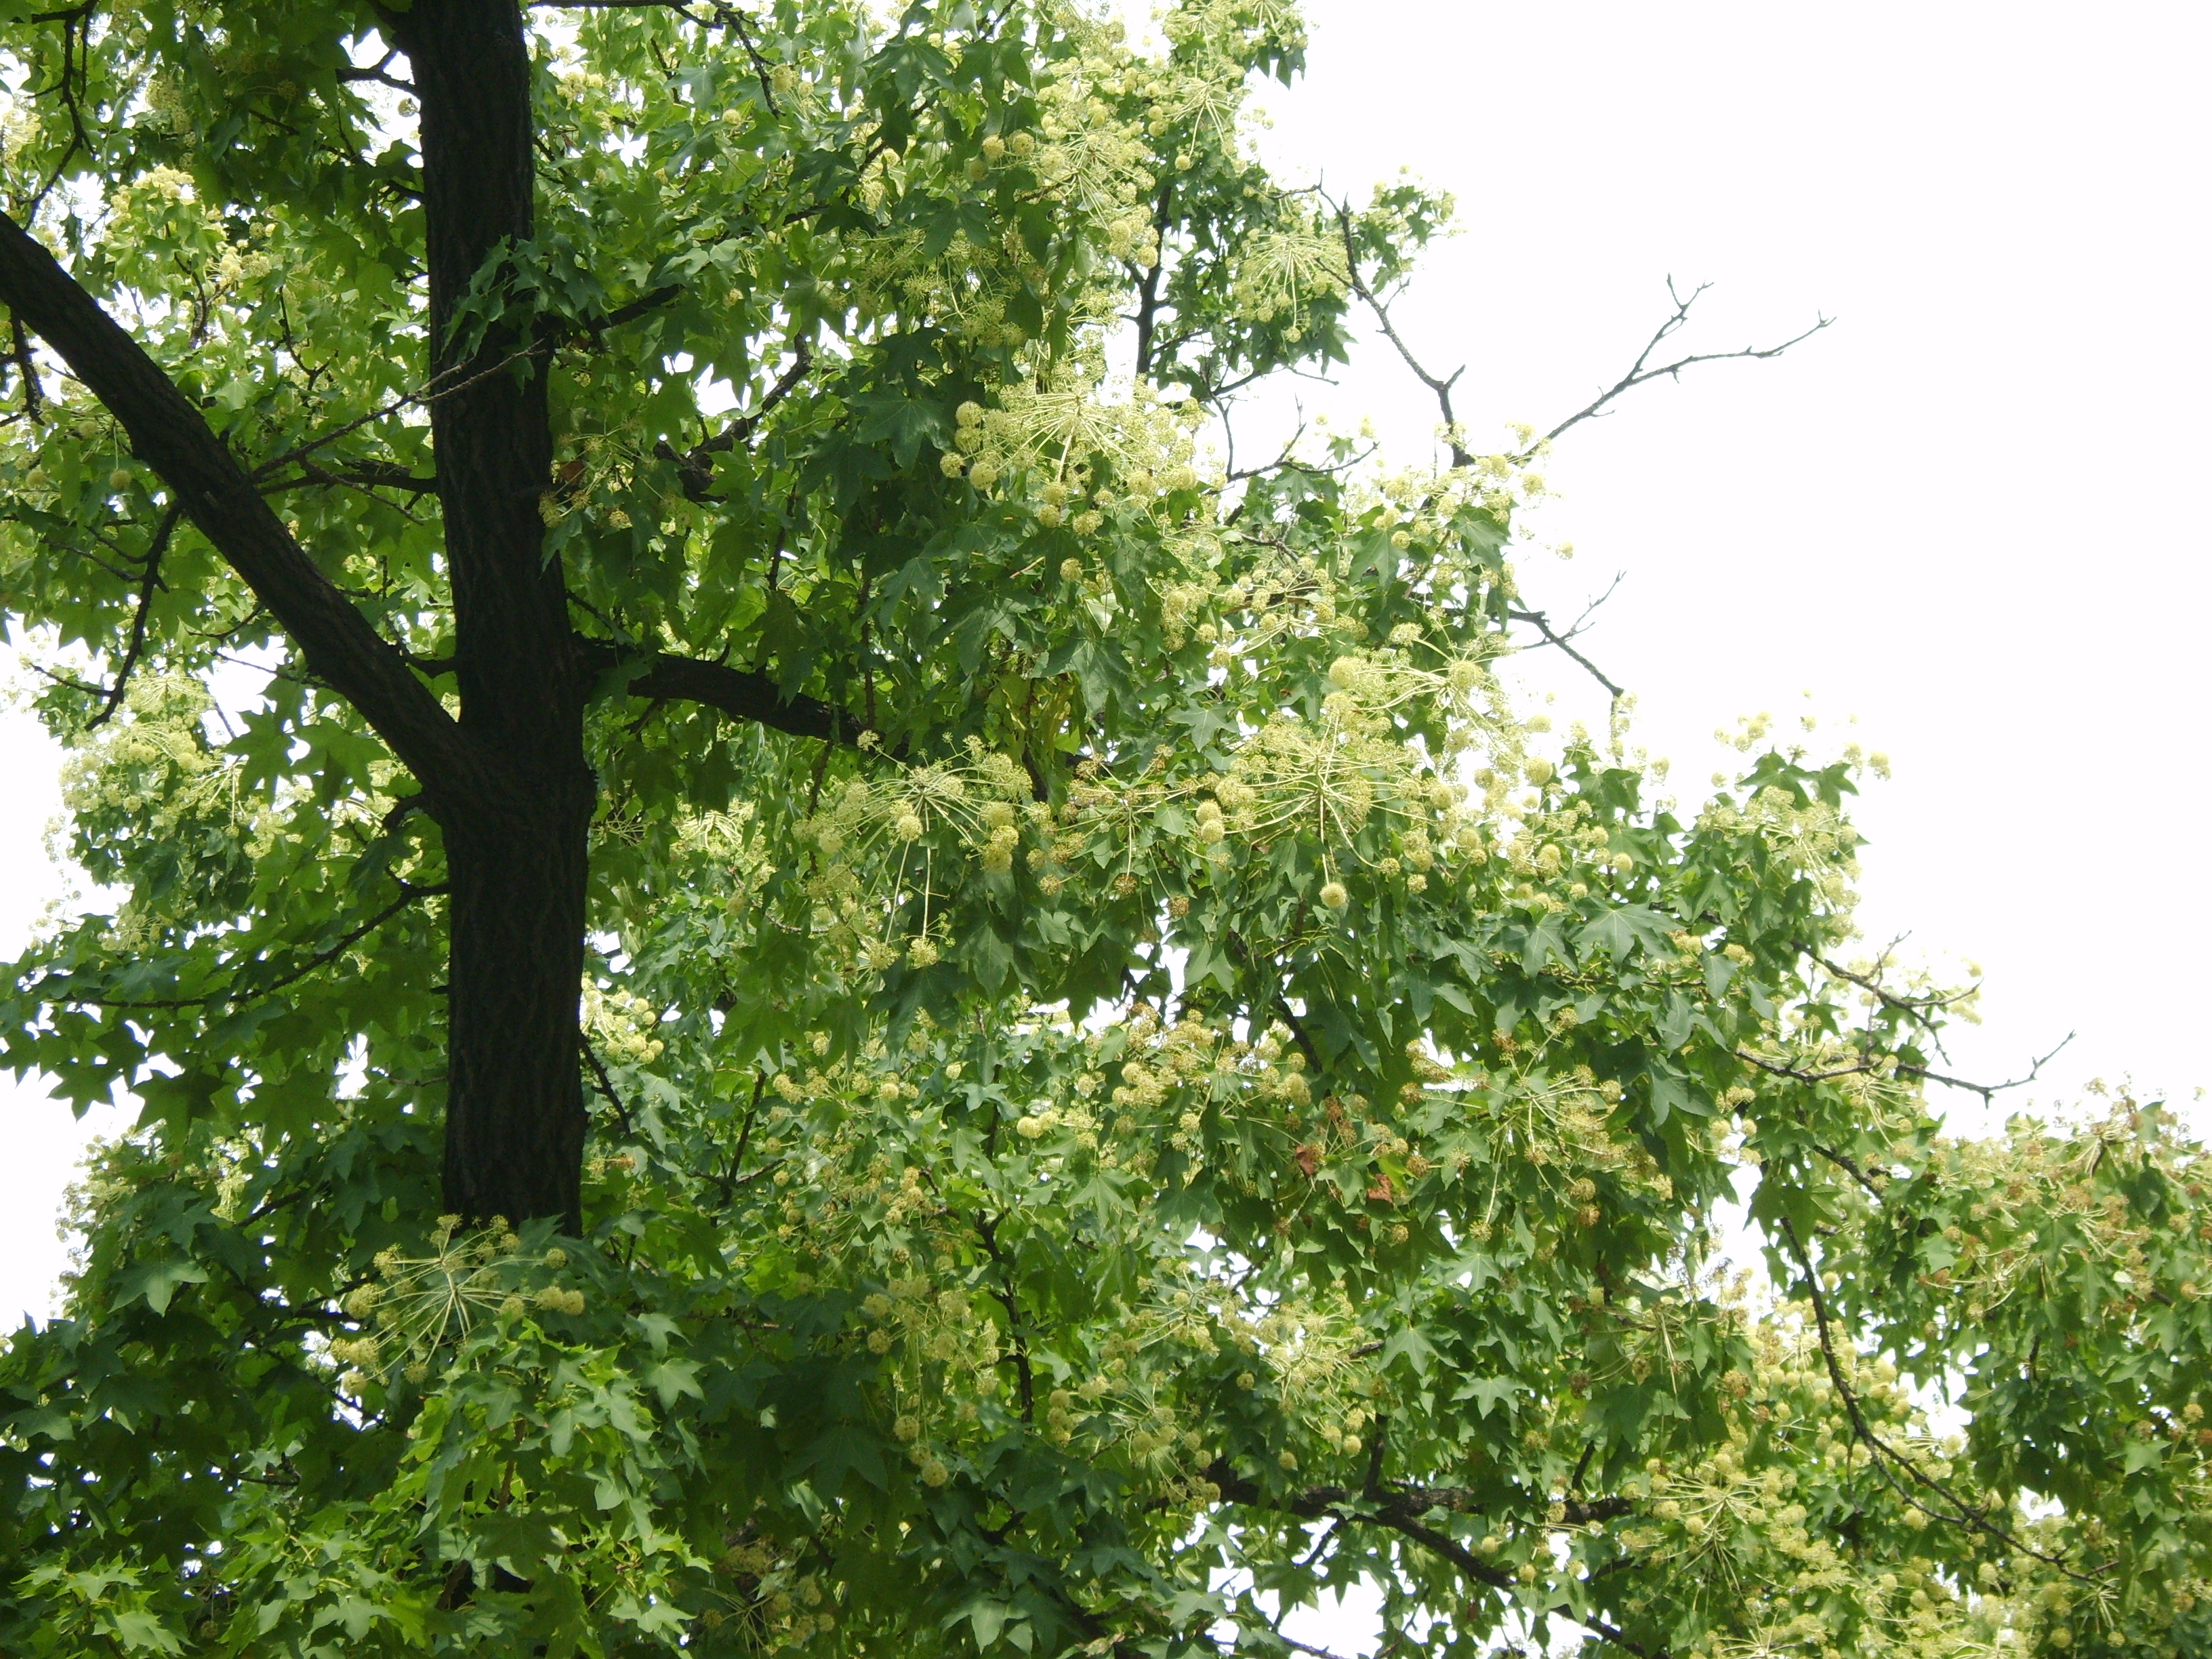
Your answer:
[329,1220,579,1395]
[943,367,1203,503]
[581,981,666,1065]
[798,741,1038,970]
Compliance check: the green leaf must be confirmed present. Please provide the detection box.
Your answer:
[1576,903,1672,962]
[1453,1376,1522,1419]
[116,1258,209,1317]
[964,1598,1012,1649]
[643,1357,703,1410]
[1380,1324,1437,1376]
[105,1610,184,1656]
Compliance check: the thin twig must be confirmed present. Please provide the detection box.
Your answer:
[725,5,782,115]
[1811,1142,1886,1202]
[714,1070,767,1200]
[579,1034,636,1139]
[1816,951,1981,1027]
[1505,603,1625,700]
[1774,1217,2102,1584]
[85,501,183,728]
[662,340,814,499]
[253,289,683,484]
[48,882,447,1011]
[1905,1033,2074,1103]
[1528,277,1830,456]
[1335,207,1471,468]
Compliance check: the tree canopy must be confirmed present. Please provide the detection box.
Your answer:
[0,3,2207,1657]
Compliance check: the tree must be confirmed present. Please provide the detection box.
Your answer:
[0,2,2206,1656]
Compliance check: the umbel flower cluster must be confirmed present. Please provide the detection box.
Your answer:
[326,1217,584,1394]
[0,2,2204,1658]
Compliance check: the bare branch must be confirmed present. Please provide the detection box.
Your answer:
[1220,405,1378,487]
[253,287,683,488]
[579,1034,636,1138]
[1815,950,1981,1029]
[1132,182,1174,380]
[1532,278,1830,454]
[298,459,440,497]
[1506,602,1625,701]
[1336,207,1471,468]
[1736,1048,1887,1087]
[1906,1032,2074,1104]
[1203,1459,1653,1654]
[9,309,44,424]
[1740,1031,2074,1107]
[722,6,784,116]
[1811,1142,1887,1202]
[337,62,415,94]
[662,340,815,499]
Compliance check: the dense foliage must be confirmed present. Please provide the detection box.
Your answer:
[0,3,2207,1656]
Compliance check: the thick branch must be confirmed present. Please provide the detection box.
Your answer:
[576,638,857,745]
[390,0,571,776]
[0,209,472,798]
[1206,1460,1654,1656]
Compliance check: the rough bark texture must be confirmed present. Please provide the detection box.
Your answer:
[392,0,590,1229]
[0,211,470,793]
[0,1,867,1231]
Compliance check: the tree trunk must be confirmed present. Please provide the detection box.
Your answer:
[443,787,592,1229]
[393,0,592,1228]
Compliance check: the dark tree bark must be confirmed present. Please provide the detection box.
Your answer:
[0,219,470,792]
[0,1,865,1233]
[388,0,590,1229]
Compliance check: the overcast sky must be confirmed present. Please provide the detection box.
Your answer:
[1252,0,2211,1104]
[1247,9,2209,1638]
[1,14,2206,1627]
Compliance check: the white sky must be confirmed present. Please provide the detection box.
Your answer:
[1242,5,2211,1645]
[1246,0,2211,1110]
[0,3,2205,1639]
